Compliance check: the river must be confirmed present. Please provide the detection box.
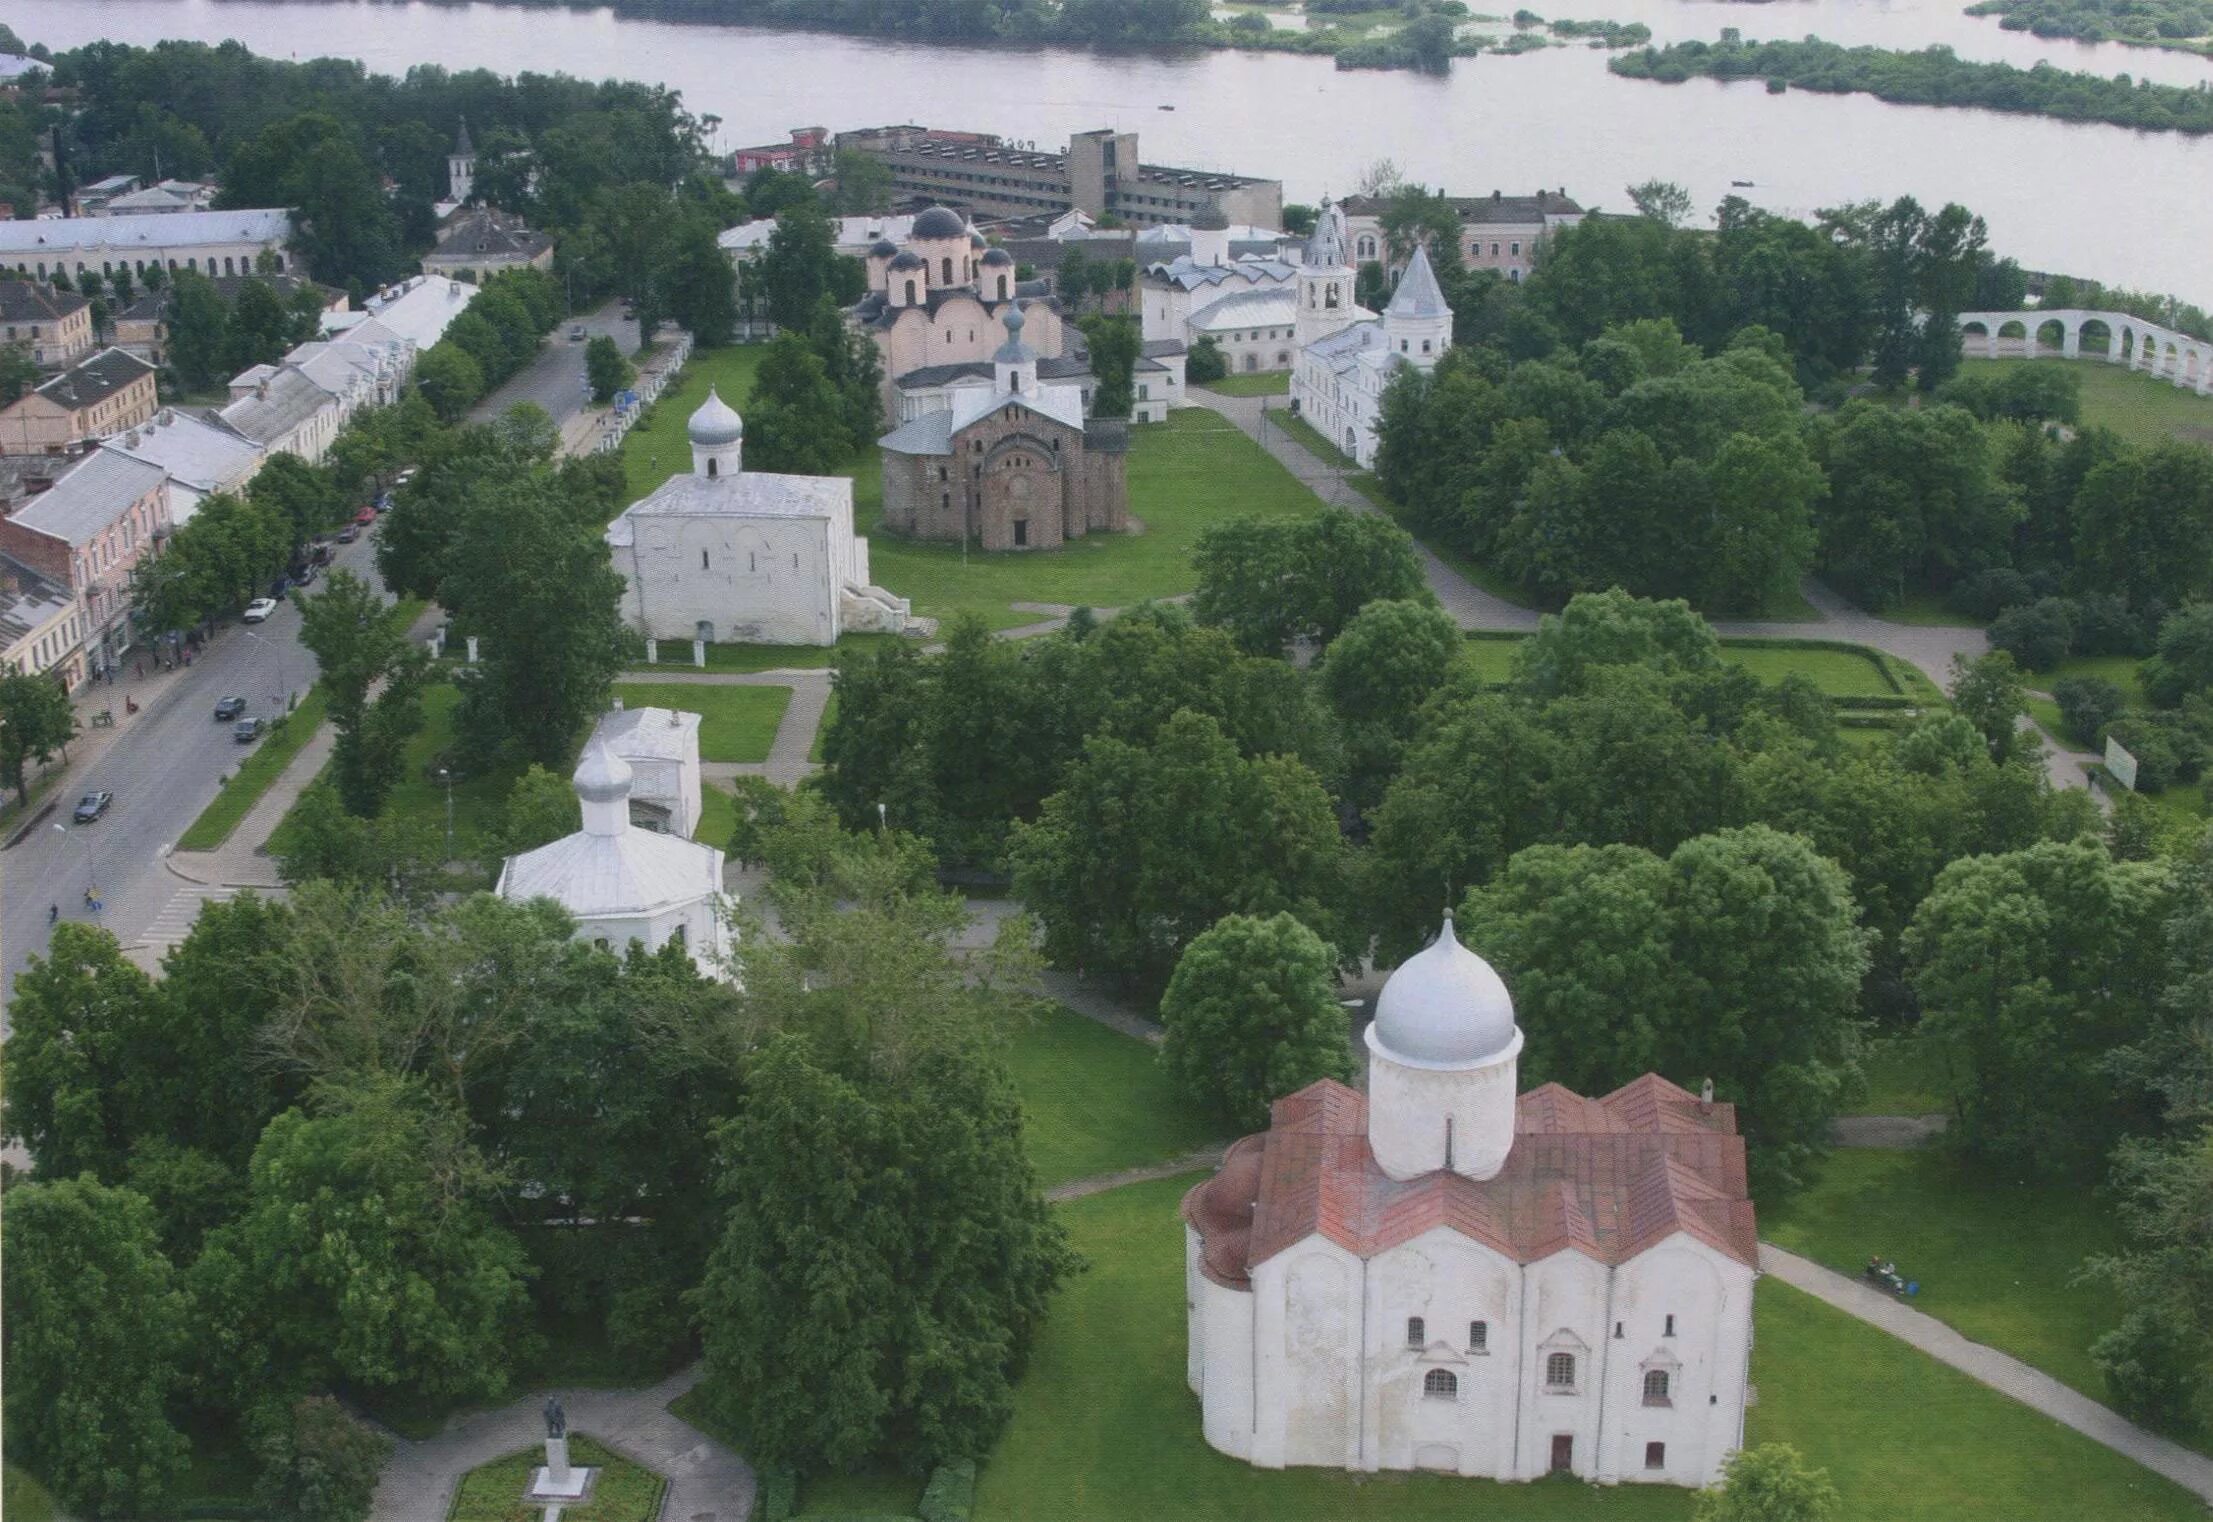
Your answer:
[15,0,2213,302]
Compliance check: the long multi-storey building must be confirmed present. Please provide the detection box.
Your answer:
[1340,188,1586,283]
[837,126,1281,230]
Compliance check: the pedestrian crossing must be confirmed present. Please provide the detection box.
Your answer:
[135,883,241,957]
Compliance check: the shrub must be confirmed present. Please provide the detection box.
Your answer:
[248,1396,390,1522]
[1945,566,2034,621]
[2052,676,2126,748]
[918,1459,977,1522]
[2069,592,2152,657]
[759,1470,799,1522]
[2091,1304,2203,1432]
[1186,334,1227,384]
[1987,596,2076,671]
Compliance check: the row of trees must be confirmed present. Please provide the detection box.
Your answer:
[414,265,567,421]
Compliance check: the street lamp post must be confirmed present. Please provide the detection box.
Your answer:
[439,767,455,862]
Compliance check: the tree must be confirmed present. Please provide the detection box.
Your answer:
[0,670,76,804]
[585,333,633,403]
[1320,597,1462,809]
[297,570,432,816]
[1949,650,2030,764]
[663,211,738,346]
[0,338,37,406]
[1988,597,2077,672]
[1695,1444,1840,1522]
[247,1396,390,1522]
[274,780,438,896]
[2,922,168,1179]
[2086,1123,2213,1427]
[830,147,892,213]
[1511,588,1721,699]
[501,762,580,854]
[2143,602,2213,708]
[1010,709,1344,997]
[2054,675,2127,748]
[1627,179,1694,229]
[692,1027,1076,1474]
[3,1178,189,1519]
[1160,912,1353,1129]
[1378,184,1462,268]
[1193,509,1427,655]
[1186,333,1227,383]
[1906,838,2175,1178]
[249,451,343,551]
[746,331,858,475]
[756,201,844,332]
[191,1076,535,1408]
[413,340,484,422]
[1079,314,1138,420]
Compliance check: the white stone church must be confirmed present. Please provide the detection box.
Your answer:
[605,392,912,647]
[1182,915,1757,1488]
[1289,201,1453,469]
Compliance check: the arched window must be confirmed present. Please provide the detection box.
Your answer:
[1357,236,1376,260]
[1423,1369,1457,1400]
[1643,1370,1671,1406]
[942,256,953,284]
[1468,1321,1488,1352]
[998,275,1009,299]
[1325,285,1339,309]
[1546,1353,1576,1390]
[706,458,717,478]
[905,280,917,305]
[1405,1317,1425,1349]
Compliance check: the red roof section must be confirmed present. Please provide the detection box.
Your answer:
[1182,1074,1756,1290]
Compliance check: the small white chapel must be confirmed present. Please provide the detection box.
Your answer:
[605,390,912,647]
[1182,915,1757,1488]
[495,739,733,979]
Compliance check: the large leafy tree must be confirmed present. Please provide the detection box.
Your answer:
[692,1027,1076,1475]
[1193,508,1427,655]
[3,922,170,1179]
[1159,911,1353,1129]
[3,1178,190,1519]
[191,1076,535,1409]
[746,331,859,476]
[1011,709,1344,997]
[297,570,432,816]
[0,670,76,805]
[1696,1444,1841,1522]
[1319,597,1462,810]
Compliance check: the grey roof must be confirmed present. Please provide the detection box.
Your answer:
[0,208,292,256]
[894,361,994,389]
[7,450,166,547]
[886,250,925,272]
[101,408,262,491]
[1189,288,1299,331]
[980,247,1014,267]
[911,206,967,239]
[1304,200,1349,269]
[880,379,1087,458]
[1141,337,1189,358]
[596,705,701,763]
[100,186,197,213]
[1386,245,1449,321]
[0,569,75,650]
[454,117,474,156]
[31,348,155,413]
[1144,256,1297,292]
[1037,355,1094,380]
[214,367,333,447]
[869,238,899,257]
[351,275,477,349]
[498,823,722,918]
[877,410,955,456]
[1340,190,1585,225]
[0,280,88,324]
[425,208,552,263]
[606,469,854,541]
[1307,316,1387,377]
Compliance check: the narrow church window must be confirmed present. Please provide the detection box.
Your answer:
[1423,1369,1457,1401]
[942,256,954,284]
[1643,1370,1671,1407]
[1469,1321,1488,1352]
[1546,1352,1576,1390]
[701,549,710,570]
[706,458,718,478]
[1645,1442,1666,1470]
[1615,1322,1624,1338]
[1405,1317,1425,1349]
[1664,1314,1676,1337]
[905,280,916,304]
[749,552,756,573]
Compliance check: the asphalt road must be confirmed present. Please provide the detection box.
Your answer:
[0,528,388,1022]
[469,299,636,430]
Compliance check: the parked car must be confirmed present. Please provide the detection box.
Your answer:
[309,541,335,566]
[73,790,113,823]
[213,695,246,721]
[394,467,417,487]
[233,717,265,743]
[242,597,279,623]
[374,492,393,513]
[569,324,587,341]
[294,562,319,586]
[336,523,361,545]
[353,504,377,526]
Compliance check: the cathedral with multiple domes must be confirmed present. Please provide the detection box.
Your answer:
[1183,915,1757,1488]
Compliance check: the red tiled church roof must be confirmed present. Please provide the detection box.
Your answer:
[1181,1074,1756,1291]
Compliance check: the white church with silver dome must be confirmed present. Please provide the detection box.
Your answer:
[1182,914,1758,1488]
[605,390,912,647]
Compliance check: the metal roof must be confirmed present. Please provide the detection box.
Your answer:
[7,450,166,547]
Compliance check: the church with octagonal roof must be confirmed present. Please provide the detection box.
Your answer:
[1182,914,1757,1488]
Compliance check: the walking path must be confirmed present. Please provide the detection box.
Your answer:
[367,1366,754,1522]
[1759,1243,2213,1505]
[1044,1147,1228,1203]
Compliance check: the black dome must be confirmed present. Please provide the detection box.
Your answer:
[980,247,1015,266]
[869,238,898,257]
[886,250,926,271]
[911,206,966,239]
[970,232,987,249]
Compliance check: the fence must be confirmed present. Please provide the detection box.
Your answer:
[596,329,695,454]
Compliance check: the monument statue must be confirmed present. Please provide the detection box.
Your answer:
[544,1396,566,1440]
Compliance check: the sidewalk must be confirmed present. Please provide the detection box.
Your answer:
[1760,1243,2213,1504]
[164,716,333,889]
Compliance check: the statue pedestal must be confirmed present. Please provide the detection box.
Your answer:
[527,1436,593,1501]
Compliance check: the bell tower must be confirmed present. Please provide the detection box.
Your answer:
[1295,198,1353,349]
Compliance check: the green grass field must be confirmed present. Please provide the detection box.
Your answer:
[2046,651,2150,706]
[1006,1005,1226,1188]
[1850,1032,1947,1115]
[610,682,790,764]
[1954,357,2213,449]
[695,780,735,849]
[1198,371,1291,397]
[446,1435,666,1522]
[796,1469,925,1516]
[1761,1149,2124,1404]
[619,346,771,505]
[1271,407,1361,471]
[176,685,330,850]
[2,1464,57,1522]
[1720,643,1896,699]
[1885,589,1987,629]
[972,1174,2206,1521]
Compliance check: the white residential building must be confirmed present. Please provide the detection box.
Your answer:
[0,208,294,283]
[1182,916,1757,1488]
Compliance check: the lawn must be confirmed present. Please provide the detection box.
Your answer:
[175,687,330,850]
[1885,589,1986,629]
[1850,1032,1947,1115]
[611,682,790,764]
[696,779,735,849]
[1953,357,2213,449]
[618,345,771,505]
[1006,1005,1226,1188]
[2046,651,2150,706]
[798,1469,925,1516]
[1198,371,1290,397]
[1760,1148,2125,1404]
[1720,643,1896,700]
[3,1464,57,1522]
[973,1173,2207,1521]
[446,1435,666,1522]
[862,410,1325,629]
[1270,407,1360,470]
[1463,632,1524,685]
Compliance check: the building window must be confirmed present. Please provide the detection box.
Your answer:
[905,280,917,304]
[1643,1370,1671,1407]
[1512,242,1522,256]
[1012,518,1028,547]
[1546,1353,1576,1390]
[942,256,954,284]
[1423,1369,1457,1401]
[1406,1317,1425,1349]
[1664,1315,1676,1338]
[1468,1321,1487,1352]
[1645,1442,1666,1471]
[1421,340,1432,354]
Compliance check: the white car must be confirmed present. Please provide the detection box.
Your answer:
[242,597,280,624]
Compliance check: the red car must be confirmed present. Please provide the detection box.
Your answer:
[353,504,377,526]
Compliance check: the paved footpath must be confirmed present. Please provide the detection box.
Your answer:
[367,1366,753,1522]
[1760,1243,2213,1504]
